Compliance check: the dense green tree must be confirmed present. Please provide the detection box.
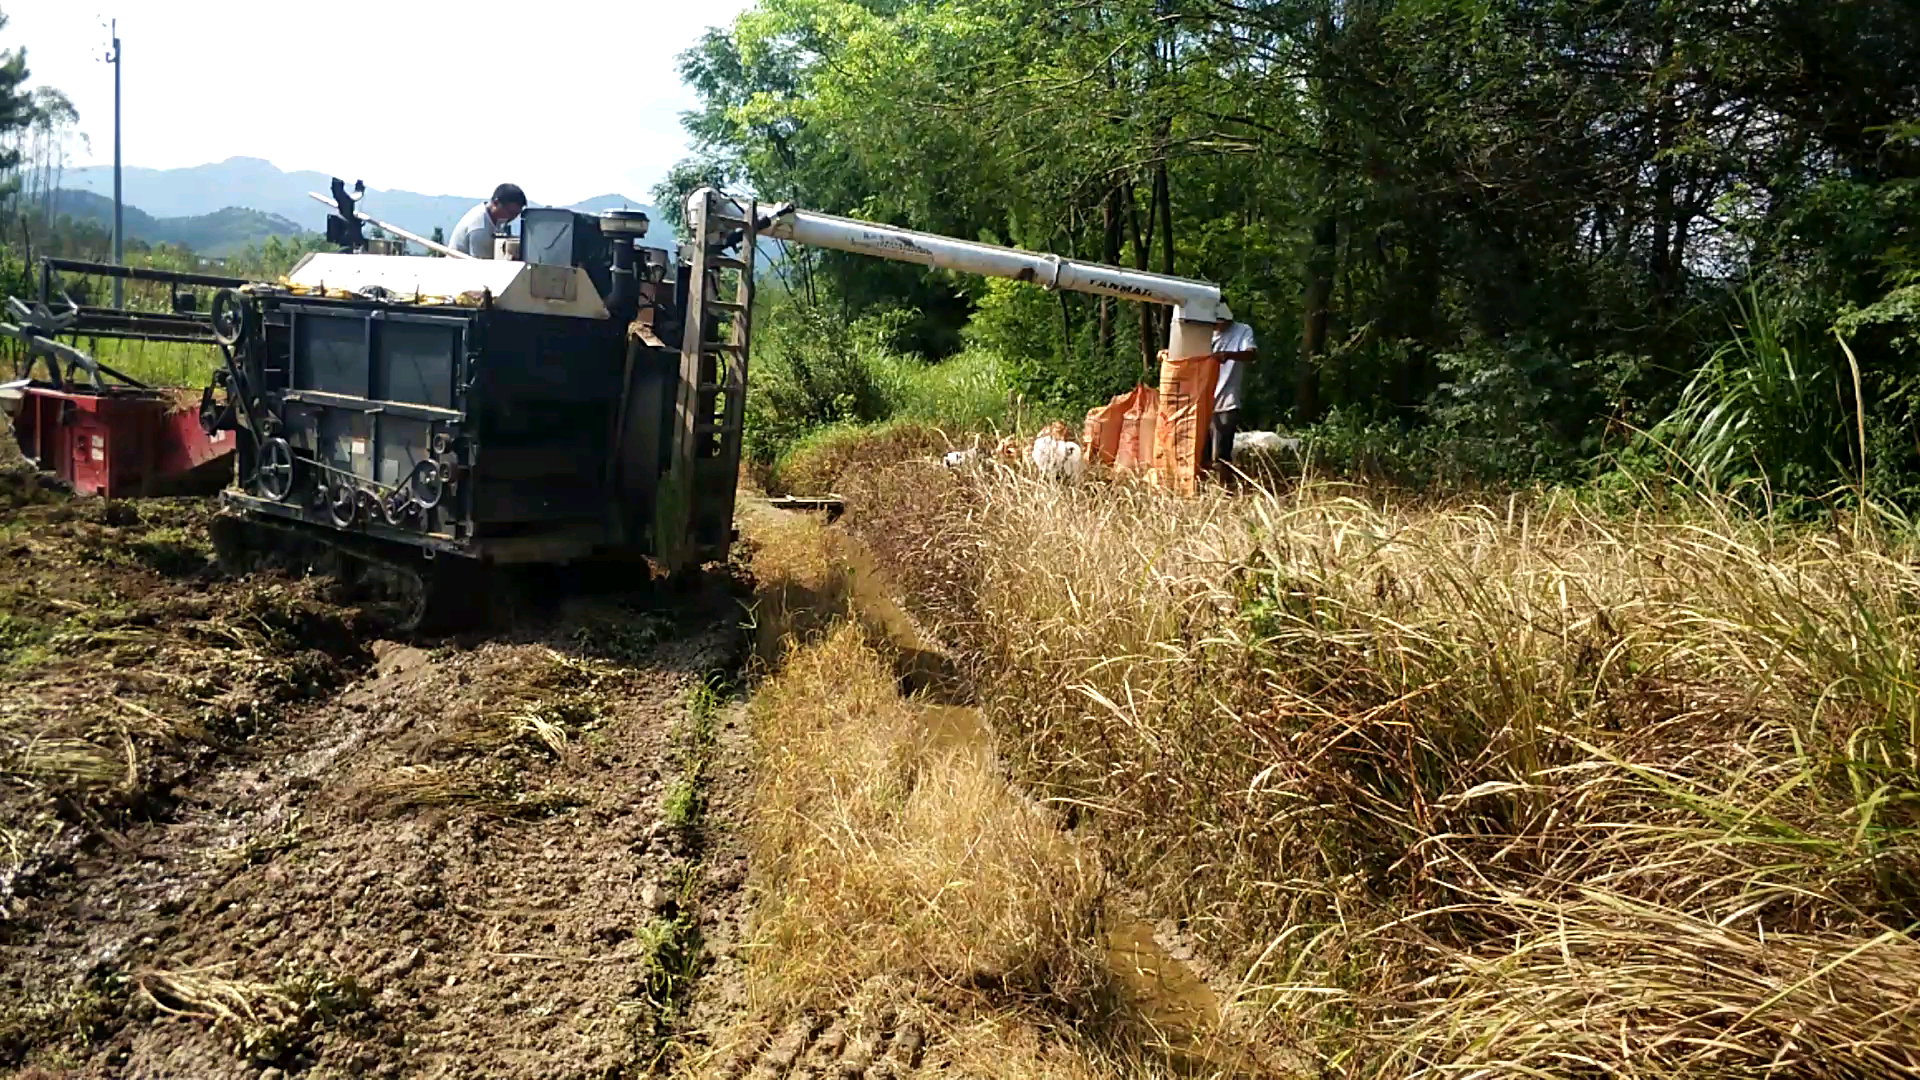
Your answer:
[0,9,36,201]
[663,0,1920,493]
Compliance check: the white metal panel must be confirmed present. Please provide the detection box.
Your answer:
[283,254,609,319]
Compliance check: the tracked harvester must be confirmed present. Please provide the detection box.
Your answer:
[198,186,762,628]
[12,179,1230,631]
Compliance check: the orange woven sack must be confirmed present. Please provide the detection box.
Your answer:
[1082,388,1134,465]
[1152,354,1219,494]
[1082,408,1106,463]
[1115,384,1159,473]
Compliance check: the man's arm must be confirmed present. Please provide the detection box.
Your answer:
[1155,328,1256,363]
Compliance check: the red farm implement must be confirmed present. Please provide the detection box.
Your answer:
[2,259,238,497]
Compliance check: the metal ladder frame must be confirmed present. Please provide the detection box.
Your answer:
[660,189,755,569]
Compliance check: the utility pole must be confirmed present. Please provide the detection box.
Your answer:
[104,19,122,308]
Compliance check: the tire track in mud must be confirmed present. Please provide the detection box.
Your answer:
[716,1009,928,1080]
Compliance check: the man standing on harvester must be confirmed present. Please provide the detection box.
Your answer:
[1205,307,1257,473]
[449,183,528,258]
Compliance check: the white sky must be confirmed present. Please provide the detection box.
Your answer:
[0,0,753,203]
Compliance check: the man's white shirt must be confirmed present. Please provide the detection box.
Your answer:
[1212,321,1255,412]
[449,202,501,258]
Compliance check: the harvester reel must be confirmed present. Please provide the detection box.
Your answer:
[257,437,297,502]
[210,288,252,346]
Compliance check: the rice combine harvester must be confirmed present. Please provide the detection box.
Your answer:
[8,178,1230,629]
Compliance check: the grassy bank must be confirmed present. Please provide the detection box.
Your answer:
[823,443,1920,1077]
[727,502,1263,1077]
[735,506,1103,1013]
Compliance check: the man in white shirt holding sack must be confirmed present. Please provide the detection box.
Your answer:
[1204,308,1257,474]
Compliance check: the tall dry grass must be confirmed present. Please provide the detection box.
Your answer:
[738,504,1108,1013]
[726,499,1294,1080]
[840,460,1920,1077]
[746,623,1107,1009]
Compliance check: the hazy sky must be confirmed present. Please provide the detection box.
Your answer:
[0,0,754,203]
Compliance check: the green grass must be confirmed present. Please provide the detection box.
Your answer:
[0,971,126,1068]
[624,679,729,1069]
[1632,285,1859,505]
[8,336,222,389]
[869,347,1012,434]
[0,609,52,668]
[662,676,725,831]
[625,907,705,1066]
[660,777,701,829]
[743,306,1023,481]
[87,339,223,387]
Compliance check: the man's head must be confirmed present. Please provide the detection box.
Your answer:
[1213,300,1235,330]
[487,183,527,224]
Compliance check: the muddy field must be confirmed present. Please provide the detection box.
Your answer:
[2,422,1263,1080]
[0,450,759,1079]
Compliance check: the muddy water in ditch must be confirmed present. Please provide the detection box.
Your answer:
[830,528,1265,1072]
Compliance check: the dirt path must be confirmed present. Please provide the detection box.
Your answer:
[7,602,750,1079]
[1,459,758,1078]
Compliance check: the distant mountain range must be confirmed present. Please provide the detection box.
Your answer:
[53,156,674,255]
[44,189,308,257]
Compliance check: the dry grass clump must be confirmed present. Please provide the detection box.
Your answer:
[1,579,363,793]
[738,501,853,658]
[744,621,1107,1013]
[356,763,571,820]
[353,648,619,823]
[137,964,371,1065]
[843,462,1920,1076]
[431,649,613,759]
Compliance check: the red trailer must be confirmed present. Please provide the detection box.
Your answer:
[6,382,234,498]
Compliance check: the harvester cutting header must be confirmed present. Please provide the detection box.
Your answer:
[5,180,1227,628]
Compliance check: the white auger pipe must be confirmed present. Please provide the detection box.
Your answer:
[306,192,473,260]
[712,195,1229,326]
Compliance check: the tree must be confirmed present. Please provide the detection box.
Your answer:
[0,12,42,209]
[667,0,1920,491]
